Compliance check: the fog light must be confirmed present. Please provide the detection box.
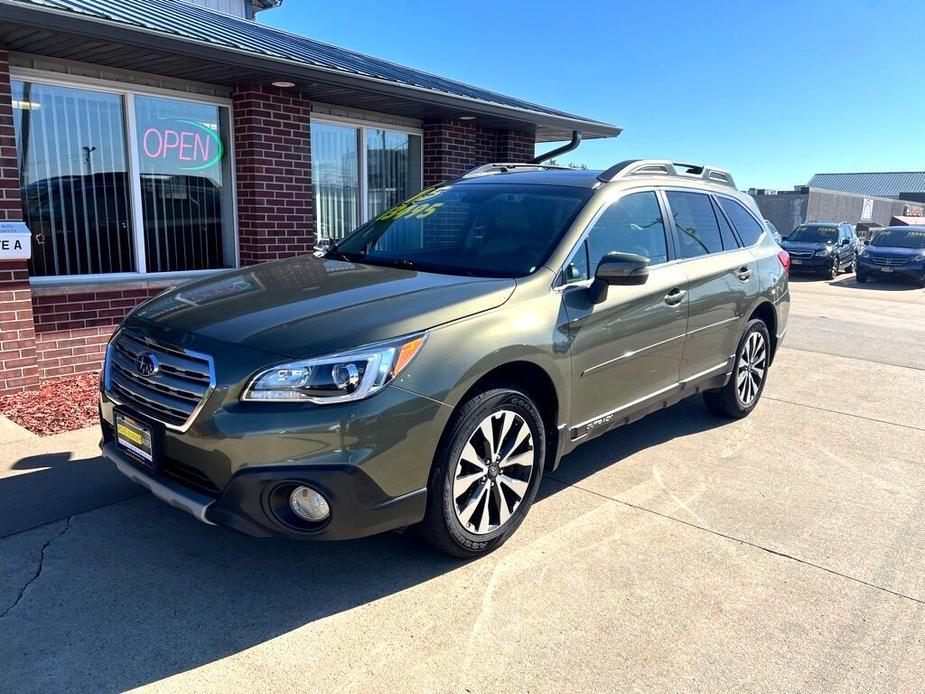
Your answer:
[289,486,330,522]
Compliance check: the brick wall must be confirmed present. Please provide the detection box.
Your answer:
[0,45,39,396]
[31,287,164,380]
[233,86,313,265]
[423,119,536,187]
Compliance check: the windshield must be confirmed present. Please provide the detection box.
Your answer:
[787,225,838,243]
[870,228,925,249]
[329,183,592,278]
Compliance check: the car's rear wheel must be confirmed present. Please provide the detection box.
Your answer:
[417,386,545,557]
[703,319,770,419]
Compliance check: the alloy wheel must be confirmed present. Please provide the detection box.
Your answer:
[452,409,536,535]
[736,331,767,406]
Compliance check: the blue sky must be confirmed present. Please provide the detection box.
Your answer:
[261,0,925,190]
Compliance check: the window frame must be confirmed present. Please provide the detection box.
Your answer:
[11,69,239,286]
[311,114,424,239]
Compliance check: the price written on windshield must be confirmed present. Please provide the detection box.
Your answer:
[377,202,444,221]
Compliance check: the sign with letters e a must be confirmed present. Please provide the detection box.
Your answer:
[0,221,32,260]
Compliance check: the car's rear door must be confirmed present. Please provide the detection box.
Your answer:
[561,189,688,435]
[666,190,759,383]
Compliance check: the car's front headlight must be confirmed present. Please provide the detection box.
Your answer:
[816,247,832,256]
[242,333,426,404]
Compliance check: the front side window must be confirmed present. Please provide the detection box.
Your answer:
[717,196,764,246]
[311,121,423,241]
[11,79,234,278]
[13,81,133,276]
[585,191,669,268]
[332,183,592,278]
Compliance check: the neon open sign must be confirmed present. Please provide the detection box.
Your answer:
[141,119,224,171]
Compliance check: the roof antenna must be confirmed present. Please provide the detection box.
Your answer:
[533,130,582,164]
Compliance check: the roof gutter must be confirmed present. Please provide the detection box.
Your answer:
[0,2,621,139]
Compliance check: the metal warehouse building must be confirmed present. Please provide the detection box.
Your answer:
[751,171,925,240]
[0,0,618,396]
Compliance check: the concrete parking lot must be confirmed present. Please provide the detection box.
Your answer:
[1,276,923,693]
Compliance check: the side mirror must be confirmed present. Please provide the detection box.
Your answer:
[314,237,333,253]
[862,239,870,246]
[588,252,650,304]
[841,238,850,246]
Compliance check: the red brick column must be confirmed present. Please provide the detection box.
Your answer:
[0,45,38,396]
[233,86,313,265]
[423,119,536,187]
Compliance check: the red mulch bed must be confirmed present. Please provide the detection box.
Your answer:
[0,372,101,436]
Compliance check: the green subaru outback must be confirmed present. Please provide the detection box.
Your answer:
[100,160,790,557]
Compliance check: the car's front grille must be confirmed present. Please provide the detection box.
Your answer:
[788,250,814,258]
[106,330,213,429]
[869,255,908,266]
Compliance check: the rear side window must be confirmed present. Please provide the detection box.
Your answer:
[717,197,764,246]
[585,191,669,267]
[666,191,723,258]
[711,198,741,250]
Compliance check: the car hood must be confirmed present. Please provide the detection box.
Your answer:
[130,255,516,357]
[864,245,925,258]
[781,241,832,252]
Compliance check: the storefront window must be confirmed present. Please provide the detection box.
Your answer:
[10,79,235,278]
[134,96,235,272]
[311,122,359,241]
[311,121,422,240]
[12,81,134,276]
[366,128,422,218]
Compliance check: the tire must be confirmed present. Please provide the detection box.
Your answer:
[856,271,868,283]
[822,257,839,280]
[846,253,857,273]
[703,319,771,419]
[417,386,546,558]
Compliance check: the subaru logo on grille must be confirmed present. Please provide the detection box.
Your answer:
[136,352,159,378]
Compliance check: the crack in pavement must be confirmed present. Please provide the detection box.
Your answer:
[0,516,73,620]
[763,395,925,432]
[544,475,925,606]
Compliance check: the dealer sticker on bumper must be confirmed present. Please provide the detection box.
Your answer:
[115,413,154,467]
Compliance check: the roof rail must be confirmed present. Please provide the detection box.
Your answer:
[597,159,737,189]
[460,162,575,179]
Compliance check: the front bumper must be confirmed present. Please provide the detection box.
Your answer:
[101,380,450,541]
[787,254,834,272]
[857,257,925,282]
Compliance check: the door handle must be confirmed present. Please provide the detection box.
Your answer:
[664,288,687,306]
[736,266,751,281]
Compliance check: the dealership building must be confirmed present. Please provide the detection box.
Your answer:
[0,0,618,396]
[751,171,925,240]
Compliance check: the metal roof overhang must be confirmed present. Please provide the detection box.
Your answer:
[0,3,621,143]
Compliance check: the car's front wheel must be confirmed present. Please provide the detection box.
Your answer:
[703,319,771,419]
[417,386,545,557]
